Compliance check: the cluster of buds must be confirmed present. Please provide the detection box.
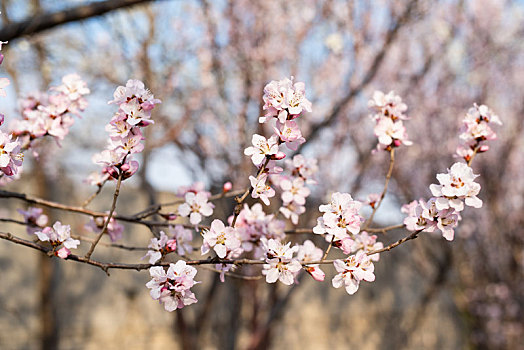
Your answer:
[368,90,412,151]
[88,80,160,186]
[146,261,199,312]
[34,221,80,259]
[456,104,502,162]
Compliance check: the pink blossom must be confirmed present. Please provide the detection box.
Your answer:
[280,177,310,205]
[429,162,482,211]
[273,120,306,151]
[313,192,364,241]
[35,221,80,258]
[108,127,145,155]
[285,154,318,184]
[108,79,161,108]
[262,239,302,285]
[52,74,90,113]
[332,251,375,295]
[233,204,285,257]
[143,231,178,264]
[368,90,408,120]
[17,207,48,235]
[0,132,23,177]
[84,213,124,242]
[167,225,194,256]
[436,209,460,241]
[201,219,242,258]
[260,77,311,123]
[374,117,412,148]
[249,174,275,206]
[297,240,325,281]
[146,261,199,311]
[177,191,214,225]
[244,134,279,166]
[366,193,381,208]
[279,202,305,225]
[354,231,383,261]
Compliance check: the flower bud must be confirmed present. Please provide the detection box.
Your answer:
[272,151,286,160]
[305,266,325,281]
[161,212,177,221]
[478,145,490,153]
[223,181,232,192]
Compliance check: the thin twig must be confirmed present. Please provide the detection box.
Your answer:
[363,148,395,230]
[85,171,123,259]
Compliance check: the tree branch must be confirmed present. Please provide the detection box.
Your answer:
[0,0,156,42]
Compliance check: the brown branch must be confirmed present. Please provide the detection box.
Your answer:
[0,0,157,42]
[297,0,419,153]
[85,171,123,259]
[362,148,395,230]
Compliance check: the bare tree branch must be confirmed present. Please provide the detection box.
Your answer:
[0,0,157,42]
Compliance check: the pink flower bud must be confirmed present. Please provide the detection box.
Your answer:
[223,181,233,192]
[272,151,286,160]
[161,213,177,221]
[0,54,3,65]
[166,239,177,252]
[56,247,71,259]
[478,145,490,153]
[393,139,402,147]
[305,266,325,281]
[106,166,119,179]
[0,113,4,126]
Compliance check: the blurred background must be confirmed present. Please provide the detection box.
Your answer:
[0,0,523,349]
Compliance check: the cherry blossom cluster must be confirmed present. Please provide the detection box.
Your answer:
[456,104,502,162]
[402,104,498,241]
[34,221,80,259]
[332,251,375,295]
[244,77,312,206]
[368,90,412,151]
[0,124,23,181]
[276,155,318,224]
[311,192,381,294]
[11,74,90,151]
[84,213,124,242]
[402,162,481,241]
[232,203,286,258]
[0,44,24,183]
[261,238,326,285]
[146,261,199,311]
[144,225,194,264]
[88,80,161,186]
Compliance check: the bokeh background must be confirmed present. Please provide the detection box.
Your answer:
[0,0,523,349]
